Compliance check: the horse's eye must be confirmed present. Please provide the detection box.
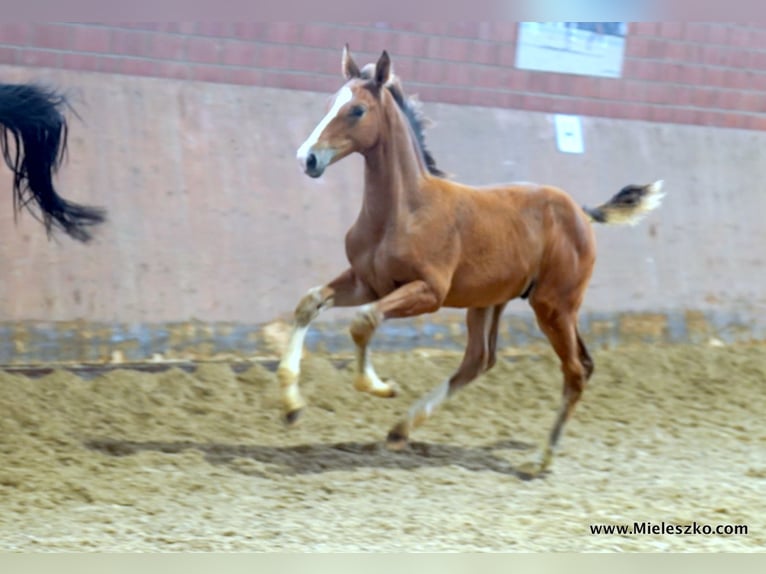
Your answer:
[349,105,366,118]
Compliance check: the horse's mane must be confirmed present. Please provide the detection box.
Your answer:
[360,65,447,178]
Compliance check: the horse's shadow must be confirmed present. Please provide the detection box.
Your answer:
[84,437,544,480]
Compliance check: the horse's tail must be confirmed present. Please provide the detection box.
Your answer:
[0,82,106,243]
[582,180,665,226]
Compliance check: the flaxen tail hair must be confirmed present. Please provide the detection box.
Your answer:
[0,82,106,242]
[583,180,665,226]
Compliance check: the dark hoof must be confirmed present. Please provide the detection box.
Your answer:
[284,408,304,426]
[385,426,409,451]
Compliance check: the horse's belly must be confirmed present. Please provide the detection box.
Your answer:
[443,271,531,308]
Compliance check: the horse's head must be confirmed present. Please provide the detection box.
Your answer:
[296,45,392,178]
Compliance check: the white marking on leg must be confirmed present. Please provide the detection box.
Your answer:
[296,86,353,164]
[282,325,309,374]
[408,380,450,425]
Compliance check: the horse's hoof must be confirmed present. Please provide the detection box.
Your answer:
[385,425,409,451]
[284,408,304,426]
[516,461,548,480]
[382,379,400,398]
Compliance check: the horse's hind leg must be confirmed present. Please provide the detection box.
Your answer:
[386,305,501,449]
[277,268,376,425]
[520,298,590,477]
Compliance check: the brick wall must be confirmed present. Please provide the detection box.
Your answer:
[0,22,764,130]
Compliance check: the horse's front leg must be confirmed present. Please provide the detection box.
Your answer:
[277,268,376,425]
[349,279,442,399]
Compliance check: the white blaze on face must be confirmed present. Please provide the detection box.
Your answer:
[296,86,353,166]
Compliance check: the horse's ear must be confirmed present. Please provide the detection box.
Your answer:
[342,44,361,79]
[375,50,391,87]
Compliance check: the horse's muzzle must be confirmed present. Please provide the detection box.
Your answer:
[297,147,334,179]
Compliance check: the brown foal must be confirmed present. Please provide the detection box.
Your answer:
[277,46,665,476]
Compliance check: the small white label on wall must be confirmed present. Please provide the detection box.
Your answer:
[554,114,584,154]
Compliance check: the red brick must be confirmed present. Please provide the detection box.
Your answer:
[723,48,751,69]
[391,57,416,80]
[30,24,72,50]
[744,115,766,131]
[221,40,257,67]
[632,22,659,36]
[684,42,704,64]
[178,22,198,35]
[362,28,396,53]
[702,45,725,67]
[470,41,497,65]
[393,32,428,58]
[334,27,366,53]
[289,47,332,75]
[60,52,104,72]
[526,72,548,94]
[111,29,152,57]
[580,99,604,117]
[19,48,61,68]
[232,22,267,41]
[575,76,598,99]
[692,87,715,108]
[416,59,447,84]
[253,43,290,69]
[472,65,503,90]
[416,23,450,36]
[621,80,647,103]
[599,78,623,100]
[683,23,708,43]
[0,46,19,65]
[197,22,233,37]
[497,44,516,67]
[707,24,728,45]
[625,36,648,59]
[447,22,480,38]
[71,26,111,53]
[151,33,186,61]
[185,36,221,64]
[440,37,472,61]
[154,60,190,81]
[301,23,334,49]
[646,38,667,59]
[680,65,704,85]
[665,41,686,61]
[752,73,766,91]
[672,107,697,125]
[739,92,765,113]
[191,64,228,84]
[226,68,263,86]
[264,22,302,45]
[0,24,30,45]
[468,90,501,108]
[522,94,550,112]
[727,26,752,48]
[121,58,157,77]
[443,61,473,86]
[488,22,517,43]
[716,90,743,110]
[659,22,684,39]
[750,28,766,51]
[506,69,528,92]
[98,57,122,74]
[388,23,418,33]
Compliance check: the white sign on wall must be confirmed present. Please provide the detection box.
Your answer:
[554,114,584,154]
[516,22,628,78]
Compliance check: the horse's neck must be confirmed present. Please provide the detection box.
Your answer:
[360,100,428,230]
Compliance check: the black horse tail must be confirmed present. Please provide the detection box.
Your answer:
[0,82,106,242]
